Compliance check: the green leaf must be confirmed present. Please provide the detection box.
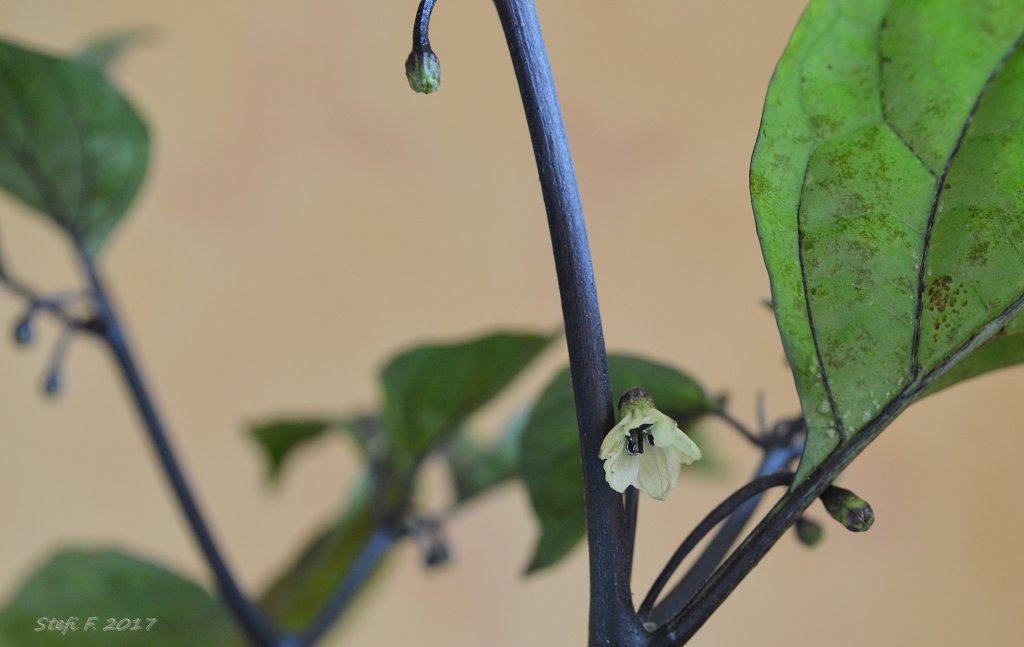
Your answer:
[0,39,149,254]
[380,330,555,463]
[0,549,234,647]
[924,310,1024,395]
[751,0,1024,484]
[75,29,151,74]
[260,482,378,630]
[248,416,377,482]
[445,410,527,505]
[520,355,717,574]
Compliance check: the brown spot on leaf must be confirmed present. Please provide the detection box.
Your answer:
[928,275,953,312]
[968,240,991,267]
[928,275,953,332]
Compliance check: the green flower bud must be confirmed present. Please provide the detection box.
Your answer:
[820,485,874,532]
[405,47,441,94]
[795,517,824,547]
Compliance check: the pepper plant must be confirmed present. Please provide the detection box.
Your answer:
[2,1,1024,645]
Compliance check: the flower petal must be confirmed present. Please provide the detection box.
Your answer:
[636,448,678,501]
[668,428,702,464]
[647,410,681,447]
[604,450,639,493]
[599,426,625,460]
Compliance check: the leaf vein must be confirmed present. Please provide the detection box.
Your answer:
[876,13,939,177]
[909,29,1024,381]
[795,146,846,440]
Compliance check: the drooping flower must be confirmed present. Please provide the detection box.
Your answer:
[599,387,702,500]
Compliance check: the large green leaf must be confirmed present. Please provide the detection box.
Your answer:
[0,39,149,254]
[751,0,1024,484]
[520,355,717,573]
[380,330,554,463]
[0,549,234,647]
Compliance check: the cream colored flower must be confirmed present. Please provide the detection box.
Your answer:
[599,388,702,500]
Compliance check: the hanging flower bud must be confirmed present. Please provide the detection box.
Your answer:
[405,47,441,94]
[820,485,874,532]
[13,315,33,346]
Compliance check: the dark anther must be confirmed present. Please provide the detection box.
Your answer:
[626,424,654,455]
[625,429,639,455]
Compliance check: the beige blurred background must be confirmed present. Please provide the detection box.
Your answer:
[1,1,1022,645]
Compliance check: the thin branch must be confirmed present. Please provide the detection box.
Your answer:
[624,487,639,583]
[0,273,94,331]
[489,1,642,644]
[652,407,905,645]
[712,409,764,447]
[75,246,280,647]
[645,441,800,624]
[638,471,794,619]
[299,528,399,646]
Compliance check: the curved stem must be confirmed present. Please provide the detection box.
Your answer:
[490,1,642,644]
[638,471,794,619]
[654,405,900,646]
[645,442,799,624]
[412,0,437,51]
[76,248,280,647]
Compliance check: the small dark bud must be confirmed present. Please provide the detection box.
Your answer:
[408,517,450,568]
[13,317,33,345]
[820,485,874,532]
[43,370,62,397]
[795,517,824,547]
[405,47,441,94]
[424,540,450,568]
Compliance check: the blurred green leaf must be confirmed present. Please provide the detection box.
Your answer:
[250,419,332,482]
[380,330,555,464]
[249,416,378,482]
[75,29,150,74]
[0,549,234,647]
[520,355,717,574]
[751,0,1024,484]
[0,39,149,254]
[445,410,527,505]
[259,481,378,631]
